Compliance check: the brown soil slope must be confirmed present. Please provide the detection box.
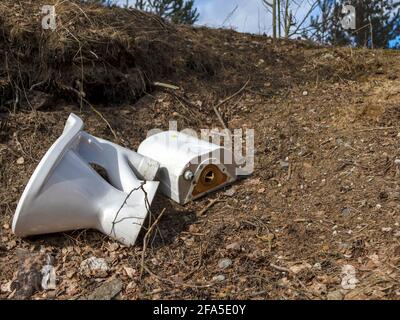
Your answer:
[1,1,400,299]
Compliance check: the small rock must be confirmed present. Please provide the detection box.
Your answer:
[289,262,312,274]
[226,242,241,251]
[279,160,289,168]
[123,267,136,279]
[327,290,343,300]
[256,59,265,67]
[277,277,289,287]
[85,278,122,300]
[126,281,137,291]
[218,258,232,270]
[7,240,17,250]
[395,159,400,165]
[212,275,225,282]
[302,91,308,96]
[313,262,322,270]
[382,227,392,232]
[258,188,265,194]
[16,157,24,165]
[368,253,380,266]
[66,270,75,279]
[2,223,9,230]
[311,282,327,295]
[359,199,368,207]
[224,187,236,197]
[0,281,12,293]
[341,207,352,216]
[80,257,109,278]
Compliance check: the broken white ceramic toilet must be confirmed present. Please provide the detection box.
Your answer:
[12,113,160,246]
[138,131,238,204]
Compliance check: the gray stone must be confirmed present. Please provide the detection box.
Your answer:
[226,242,241,251]
[218,258,232,269]
[212,275,226,282]
[327,290,343,300]
[86,279,123,300]
[224,187,236,197]
[341,207,352,216]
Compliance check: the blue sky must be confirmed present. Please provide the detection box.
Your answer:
[195,0,273,34]
[117,0,314,35]
[116,0,399,46]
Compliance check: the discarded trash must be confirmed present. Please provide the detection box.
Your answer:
[80,257,110,278]
[41,254,56,290]
[341,264,359,290]
[12,249,48,299]
[12,113,160,246]
[138,131,238,204]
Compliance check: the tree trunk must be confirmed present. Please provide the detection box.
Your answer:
[284,0,290,38]
[272,0,277,39]
[277,0,281,38]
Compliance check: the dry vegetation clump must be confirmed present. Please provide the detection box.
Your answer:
[0,0,226,107]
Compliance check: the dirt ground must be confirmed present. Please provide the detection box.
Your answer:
[1,2,400,300]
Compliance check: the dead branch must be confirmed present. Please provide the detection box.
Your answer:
[211,78,250,130]
[141,208,167,277]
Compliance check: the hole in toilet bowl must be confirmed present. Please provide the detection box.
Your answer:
[89,163,111,184]
[203,169,215,184]
[192,164,228,197]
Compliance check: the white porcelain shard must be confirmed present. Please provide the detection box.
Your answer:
[12,113,160,246]
[138,131,238,204]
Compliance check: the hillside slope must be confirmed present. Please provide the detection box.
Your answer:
[1,1,400,299]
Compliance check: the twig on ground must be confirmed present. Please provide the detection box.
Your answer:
[198,198,225,216]
[269,263,320,299]
[141,208,167,277]
[211,78,250,130]
[172,95,202,123]
[270,263,291,273]
[153,82,180,90]
[354,126,395,132]
[82,98,118,141]
[143,265,213,289]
